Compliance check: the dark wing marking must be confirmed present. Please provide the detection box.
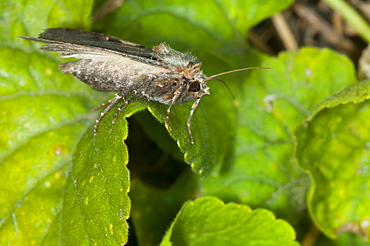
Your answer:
[20,28,167,67]
[21,28,152,57]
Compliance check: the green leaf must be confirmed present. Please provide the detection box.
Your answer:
[95,0,294,49]
[295,80,370,239]
[160,196,299,246]
[0,0,92,45]
[98,0,293,48]
[61,105,134,245]
[0,0,94,244]
[201,48,356,225]
[0,145,70,245]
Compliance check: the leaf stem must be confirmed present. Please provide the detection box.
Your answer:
[324,0,370,42]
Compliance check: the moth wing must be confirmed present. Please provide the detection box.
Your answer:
[19,28,177,92]
[39,43,148,61]
[49,43,169,92]
[20,32,170,92]
[20,28,155,59]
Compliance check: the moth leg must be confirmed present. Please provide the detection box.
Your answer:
[112,95,145,124]
[187,98,201,144]
[166,105,174,132]
[94,93,122,135]
[93,95,123,111]
[166,85,185,132]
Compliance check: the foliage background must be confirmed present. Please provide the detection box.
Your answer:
[0,0,369,245]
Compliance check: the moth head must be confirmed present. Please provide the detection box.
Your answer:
[187,78,210,99]
[182,63,210,100]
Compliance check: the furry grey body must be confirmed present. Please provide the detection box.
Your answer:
[20,28,210,143]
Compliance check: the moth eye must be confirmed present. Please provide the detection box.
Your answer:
[189,82,201,92]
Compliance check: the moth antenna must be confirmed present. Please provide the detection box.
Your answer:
[206,77,235,100]
[207,67,269,79]
[205,67,269,99]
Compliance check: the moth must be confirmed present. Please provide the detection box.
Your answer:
[20,28,264,144]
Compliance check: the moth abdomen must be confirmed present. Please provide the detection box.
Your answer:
[60,60,127,92]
